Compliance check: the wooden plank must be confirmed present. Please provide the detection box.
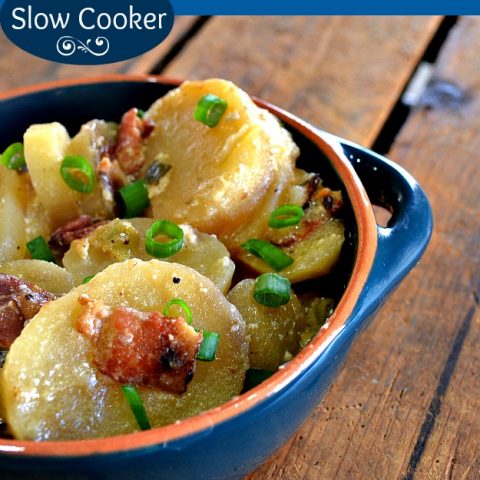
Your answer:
[0,16,198,91]
[388,16,480,479]
[248,17,480,480]
[163,16,442,146]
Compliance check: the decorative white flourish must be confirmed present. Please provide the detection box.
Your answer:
[56,36,109,57]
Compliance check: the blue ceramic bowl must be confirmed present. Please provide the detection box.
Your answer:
[0,76,432,480]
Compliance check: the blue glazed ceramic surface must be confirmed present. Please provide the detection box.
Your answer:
[0,78,432,480]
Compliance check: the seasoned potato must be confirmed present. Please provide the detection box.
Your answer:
[23,123,82,227]
[145,79,299,251]
[17,173,51,240]
[63,218,235,293]
[238,198,345,283]
[227,279,306,371]
[0,260,74,295]
[1,259,248,440]
[0,166,26,261]
[66,120,117,219]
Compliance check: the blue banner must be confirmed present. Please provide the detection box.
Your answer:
[1,0,480,15]
[170,1,478,14]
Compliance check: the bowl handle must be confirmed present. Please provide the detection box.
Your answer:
[332,135,433,322]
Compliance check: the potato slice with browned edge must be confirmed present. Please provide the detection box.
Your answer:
[145,79,298,252]
[0,260,74,295]
[65,120,118,219]
[63,218,235,293]
[227,279,306,371]
[238,197,345,283]
[1,259,248,440]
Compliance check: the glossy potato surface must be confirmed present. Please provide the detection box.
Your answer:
[239,217,345,283]
[65,120,117,219]
[0,166,26,261]
[227,279,306,371]
[1,259,248,440]
[0,260,74,295]
[23,123,81,227]
[145,79,298,251]
[63,219,235,293]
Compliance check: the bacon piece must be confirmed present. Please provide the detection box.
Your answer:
[76,296,202,395]
[115,108,155,177]
[97,157,128,191]
[49,215,108,255]
[0,274,55,349]
[316,187,343,215]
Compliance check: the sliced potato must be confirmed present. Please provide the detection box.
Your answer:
[66,120,117,219]
[227,279,306,371]
[0,166,26,261]
[0,260,74,295]
[238,197,345,283]
[17,173,51,240]
[145,79,298,251]
[23,123,82,227]
[63,218,235,293]
[1,259,248,440]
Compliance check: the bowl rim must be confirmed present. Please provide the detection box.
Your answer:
[0,74,378,457]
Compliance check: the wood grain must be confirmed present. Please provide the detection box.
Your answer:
[246,16,480,480]
[163,16,442,145]
[0,16,198,91]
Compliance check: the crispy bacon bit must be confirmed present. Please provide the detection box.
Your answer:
[275,218,326,249]
[316,187,343,215]
[98,157,128,191]
[302,174,321,208]
[115,108,155,177]
[76,296,202,395]
[0,274,55,349]
[49,215,108,255]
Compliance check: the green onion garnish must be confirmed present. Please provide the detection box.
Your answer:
[121,385,151,431]
[82,275,95,284]
[194,94,228,128]
[26,236,55,263]
[144,161,171,185]
[253,273,291,307]
[136,109,145,119]
[268,205,304,229]
[117,180,150,218]
[242,368,274,392]
[241,239,293,271]
[164,298,192,325]
[197,331,219,361]
[145,220,184,258]
[1,142,26,170]
[60,155,95,193]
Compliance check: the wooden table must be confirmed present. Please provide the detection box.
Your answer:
[1,15,479,479]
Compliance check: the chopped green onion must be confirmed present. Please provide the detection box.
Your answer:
[242,239,293,272]
[268,205,304,229]
[136,108,145,119]
[117,180,150,218]
[145,220,184,258]
[164,298,192,325]
[121,386,151,431]
[253,273,291,307]
[194,94,228,128]
[60,155,95,193]
[26,236,55,263]
[1,142,26,170]
[242,368,274,392]
[82,275,95,284]
[197,331,219,361]
[144,161,171,185]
